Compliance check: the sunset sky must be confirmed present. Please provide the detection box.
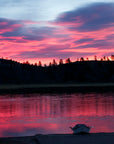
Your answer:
[0,0,114,64]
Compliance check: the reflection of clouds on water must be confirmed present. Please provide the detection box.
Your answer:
[0,92,114,118]
[0,92,114,136]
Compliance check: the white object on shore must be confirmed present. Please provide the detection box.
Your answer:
[70,124,91,134]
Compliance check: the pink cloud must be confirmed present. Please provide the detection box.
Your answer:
[0,3,114,64]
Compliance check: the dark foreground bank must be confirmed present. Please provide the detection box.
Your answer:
[0,83,114,94]
[0,133,114,144]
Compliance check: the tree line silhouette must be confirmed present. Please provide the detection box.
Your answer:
[0,55,114,84]
[21,55,114,66]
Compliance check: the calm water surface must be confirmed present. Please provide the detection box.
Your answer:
[0,92,114,137]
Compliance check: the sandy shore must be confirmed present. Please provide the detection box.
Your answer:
[0,83,114,93]
[0,133,114,144]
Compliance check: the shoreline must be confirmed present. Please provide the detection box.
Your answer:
[0,133,114,144]
[0,83,114,94]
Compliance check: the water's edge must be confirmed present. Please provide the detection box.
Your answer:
[0,83,114,94]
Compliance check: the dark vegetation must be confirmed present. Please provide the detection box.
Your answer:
[0,57,114,84]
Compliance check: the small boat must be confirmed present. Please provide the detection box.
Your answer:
[70,124,91,134]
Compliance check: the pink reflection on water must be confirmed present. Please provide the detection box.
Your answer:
[0,92,114,137]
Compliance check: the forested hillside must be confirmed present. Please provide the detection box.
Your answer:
[0,58,114,84]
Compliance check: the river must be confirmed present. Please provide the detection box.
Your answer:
[0,92,114,137]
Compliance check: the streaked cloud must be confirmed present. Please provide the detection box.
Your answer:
[0,2,114,64]
[55,3,114,32]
